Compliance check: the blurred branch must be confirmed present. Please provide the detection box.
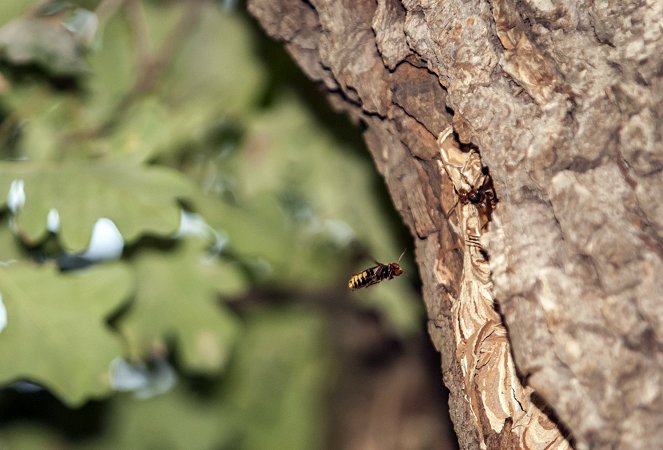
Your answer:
[94,0,126,25]
[64,0,206,144]
[124,0,152,78]
[123,0,205,102]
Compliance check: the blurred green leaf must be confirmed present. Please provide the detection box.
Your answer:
[78,387,235,450]
[158,5,266,120]
[0,1,35,25]
[0,84,87,160]
[357,280,422,336]
[0,263,133,406]
[119,239,245,374]
[192,194,293,278]
[0,160,194,249]
[224,309,331,450]
[2,310,332,450]
[0,424,65,450]
[259,97,392,252]
[85,3,266,164]
[0,387,234,450]
[102,99,182,164]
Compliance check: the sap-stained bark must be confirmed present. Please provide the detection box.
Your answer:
[249,0,663,449]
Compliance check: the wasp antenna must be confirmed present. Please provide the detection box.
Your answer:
[459,152,473,175]
[446,197,460,218]
[397,248,407,262]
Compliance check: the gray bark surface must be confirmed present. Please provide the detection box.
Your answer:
[248,1,663,449]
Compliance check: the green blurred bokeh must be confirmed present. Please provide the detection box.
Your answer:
[0,1,430,449]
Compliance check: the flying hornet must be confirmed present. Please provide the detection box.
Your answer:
[348,250,406,290]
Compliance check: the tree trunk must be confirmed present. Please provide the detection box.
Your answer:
[247,1,663,449]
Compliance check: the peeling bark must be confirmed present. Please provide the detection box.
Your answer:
[248,1,663,449]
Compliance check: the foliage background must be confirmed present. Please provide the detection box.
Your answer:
[0,1,454,448]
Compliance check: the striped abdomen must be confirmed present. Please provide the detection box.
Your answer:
[348,262,403,290]
[348,267,377,290]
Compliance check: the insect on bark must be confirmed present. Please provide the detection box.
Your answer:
[348,250,406,290]
[447,167,498,230]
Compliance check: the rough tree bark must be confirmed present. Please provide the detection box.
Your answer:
[248,1,663,449]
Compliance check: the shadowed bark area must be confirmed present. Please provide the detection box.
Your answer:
[248,1,663,449]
